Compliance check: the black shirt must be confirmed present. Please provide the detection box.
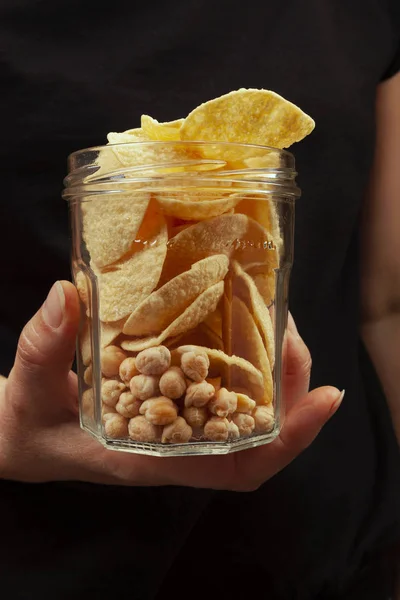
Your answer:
[1,1,400,598]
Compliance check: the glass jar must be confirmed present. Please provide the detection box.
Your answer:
[63,141,300,456]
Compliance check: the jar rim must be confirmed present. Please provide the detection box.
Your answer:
[68,140,295,162]
[64,140,301,200]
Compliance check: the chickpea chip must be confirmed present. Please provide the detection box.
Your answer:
[154,190,240,221]
[107,128,146,143]
[245,266,276,310]
[123,255,229,336]
[87,129,147,181]
[106,128,193,172]
[141,115,183,141]
[180,88,315,150]
[166,323,224,352]
[121,281,224,352]
[96,214,168,322]
[159,213,273,285]
[235,194,282,256]
[232,261,275,368]
[100,318,127,349]
[82,193,151,269]
[231,296,273,405]
[106,129,151,165]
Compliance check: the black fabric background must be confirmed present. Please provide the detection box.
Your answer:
[1,1,400,598]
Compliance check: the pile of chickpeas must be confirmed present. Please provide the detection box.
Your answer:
[83,344,274,445]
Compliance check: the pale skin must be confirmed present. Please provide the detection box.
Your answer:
[0,70,399,591]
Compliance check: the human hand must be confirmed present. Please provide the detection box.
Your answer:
[0,281,343,490]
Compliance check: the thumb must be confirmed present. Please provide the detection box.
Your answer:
[283,312,312,412]
[11,281,80,386]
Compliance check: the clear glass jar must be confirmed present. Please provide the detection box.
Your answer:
[63,141,300,456]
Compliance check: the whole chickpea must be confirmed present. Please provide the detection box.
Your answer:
[130,374,160,401]
[159,367,187,399]
[135,346,171,376]
[81,388,94,419]
[162,417,193,444]
[75,271,90,315]
[232,413,255,436]
[181,349,209,382]
[184,381,215,408]
[101,345,128,378]
[119,357,139,384]
[103,414,129,438]
[253,405,275,433]
[183,406,208,429]
[128,416,161,442]
[204,416,230,442]
[115,392,142,418]
[83,364,93,385]
[139,397,178,426]
[208,388,238,418]
[101,379,126,407]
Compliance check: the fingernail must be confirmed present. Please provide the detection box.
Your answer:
[330,389,345,413]
[42,282,65,329]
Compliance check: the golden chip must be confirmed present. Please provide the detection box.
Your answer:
[95,213,168,322]
[107,128,145,142]
[180,88,315,149]
[172,345,265,401]
[166,322,224,352]
[159,213,272,285]
[162,118,186,127]
[106,129,152,168]
[203,306,223,338]
[232,261,275,368]
[235,194,282,255]
[85,144,126,183]
[82,193,151,269]
[227,150,283,170]
[123,255,229,336]
[169,222,193,236]
[245,267,275,309]
[121,281,224,351]
[141,115,183,141]
[106,128,197,173]
[159,214,248,283]
[100,318,127,348]
[154,190,240,221]
[231,296,273,404]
